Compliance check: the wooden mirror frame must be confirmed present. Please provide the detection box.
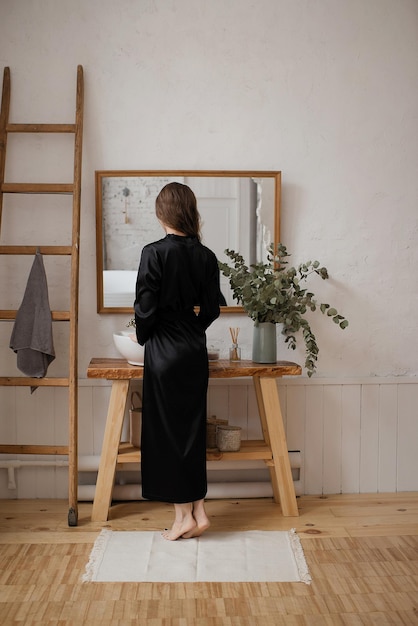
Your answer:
[96,170,281,314]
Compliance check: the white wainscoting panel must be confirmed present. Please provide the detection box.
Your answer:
[1,378,418,499]
[341,385,362,494]
[397,384,418,491]
[378,384,398,492]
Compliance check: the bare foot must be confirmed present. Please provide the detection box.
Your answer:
[162,517,196,541]
[182,499,210,538]
[182,519,210,539]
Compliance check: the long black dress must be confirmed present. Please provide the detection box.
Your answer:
[134,234,220,503]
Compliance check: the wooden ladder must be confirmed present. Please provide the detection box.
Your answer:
[0,66,84,526]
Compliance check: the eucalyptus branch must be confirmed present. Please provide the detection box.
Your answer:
[218,243,348,376]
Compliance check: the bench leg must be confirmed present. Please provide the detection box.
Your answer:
[91,379,130,522]
[254,375,299,517]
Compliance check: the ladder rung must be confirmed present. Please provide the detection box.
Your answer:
[6,123,76,133]
[0,310,71,321]
[53,311,71,321]
[0,377,70,387]
[1,183,74,194]
[0,245,72,255]
[0,444,69,455]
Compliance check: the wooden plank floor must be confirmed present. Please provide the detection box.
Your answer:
[0,494,417,625]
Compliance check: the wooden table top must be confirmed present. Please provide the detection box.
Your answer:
[87,358,302,380]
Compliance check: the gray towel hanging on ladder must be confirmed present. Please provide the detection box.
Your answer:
[9,250,56,391]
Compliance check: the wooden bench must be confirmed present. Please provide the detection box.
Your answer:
[87,358,302,521]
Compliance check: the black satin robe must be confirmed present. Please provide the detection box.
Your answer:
[134,234,220,503]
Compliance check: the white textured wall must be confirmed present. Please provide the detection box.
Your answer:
[1,0,417,379]
[1,1,418,498]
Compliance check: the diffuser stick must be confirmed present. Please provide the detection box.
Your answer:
[229,327,241,361]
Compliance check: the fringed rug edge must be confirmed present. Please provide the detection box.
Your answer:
[82,528,112,582]
[288,528,312,585]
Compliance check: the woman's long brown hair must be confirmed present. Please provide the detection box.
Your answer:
[155,182,202,241]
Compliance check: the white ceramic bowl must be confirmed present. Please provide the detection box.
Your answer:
[113,331,145,365]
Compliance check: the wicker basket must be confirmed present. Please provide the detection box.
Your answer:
[206,416,228,449]
[216,425,242,452]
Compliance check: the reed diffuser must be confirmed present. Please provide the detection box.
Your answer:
[229,327,241,361]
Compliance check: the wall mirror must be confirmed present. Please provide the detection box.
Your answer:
[96,170,281,314]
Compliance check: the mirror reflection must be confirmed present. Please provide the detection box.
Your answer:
[96,170,281,313]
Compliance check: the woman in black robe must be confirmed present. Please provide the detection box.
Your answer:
[134,182,220,541]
